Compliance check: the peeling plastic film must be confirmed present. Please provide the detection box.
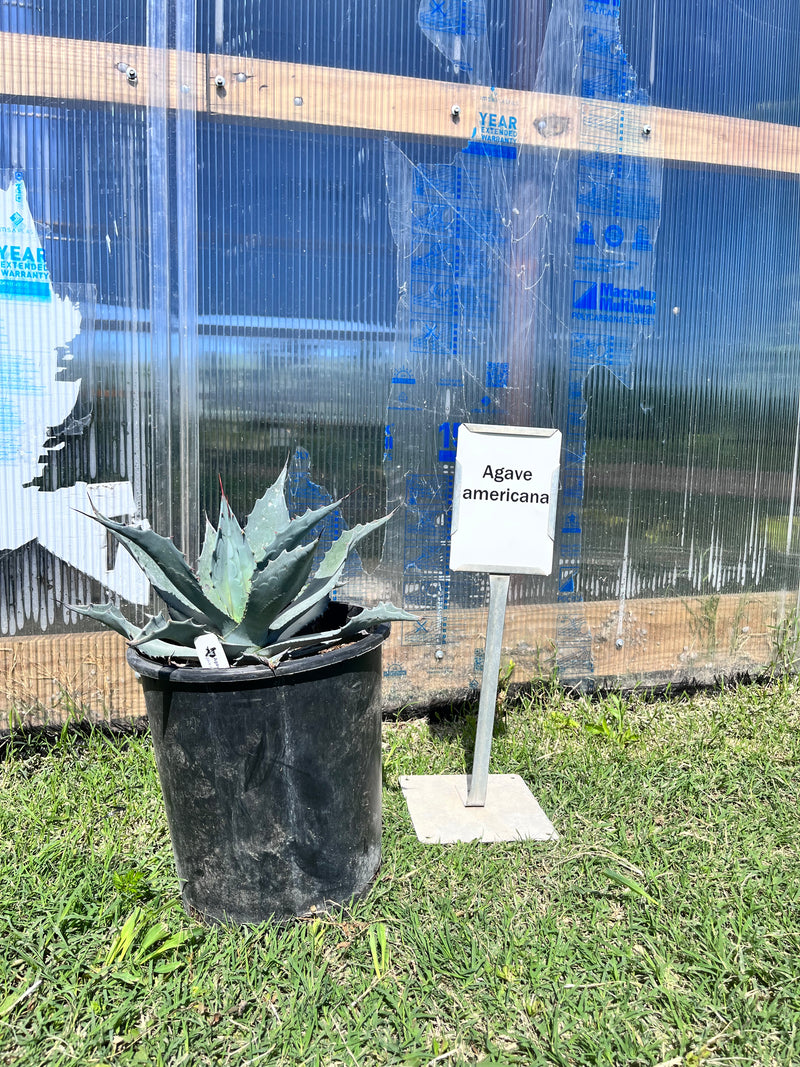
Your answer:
[417,0,492,84]
[382,0,664,696]
[381,2,557,699]
[533,0,662,680]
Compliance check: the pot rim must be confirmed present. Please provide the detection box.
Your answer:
[126,619,389,685]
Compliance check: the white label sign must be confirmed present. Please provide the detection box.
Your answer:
[194,633,230,669]
[449,424,561,575]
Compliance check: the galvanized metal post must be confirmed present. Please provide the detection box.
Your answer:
[465,573,510,806]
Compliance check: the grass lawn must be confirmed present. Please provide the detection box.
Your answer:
[0,677,799,1066]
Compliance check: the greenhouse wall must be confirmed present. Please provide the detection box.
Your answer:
[2,0,800,722]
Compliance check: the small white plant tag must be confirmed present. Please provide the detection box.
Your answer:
[194,633,230,669]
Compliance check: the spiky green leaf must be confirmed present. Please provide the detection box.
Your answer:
[268,594,331,646]
[136,612,167,636]
[209,494,255,621]
[253,498,344,571]
[268,512,394,640]
[73,485,417,666]
[70,602,139,640]
[314,511,394,581]
[335,602,418,638]
[243,460,290,556]
[130,617,209,651]
[253,601,416,664]
[196,517,218,597]
[134,638,202,661]
[78,506,231,630]
[251,628,350,663]
[227,541,318,648]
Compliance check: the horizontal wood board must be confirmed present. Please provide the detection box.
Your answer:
[1,591,787,726]
[0,32,799,172]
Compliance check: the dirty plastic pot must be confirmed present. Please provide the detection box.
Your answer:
[127,618,388,924]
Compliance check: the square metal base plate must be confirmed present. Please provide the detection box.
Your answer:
[399,774,558,844]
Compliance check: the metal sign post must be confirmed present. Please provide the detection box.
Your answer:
[401,424,561,844]
[465,572,510,806]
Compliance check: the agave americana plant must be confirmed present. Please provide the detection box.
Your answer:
[73,463,416,665]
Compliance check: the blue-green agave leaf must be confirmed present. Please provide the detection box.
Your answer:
[196,517,217,596]
[79,506,231,631]
[134,638,202,661]
[224,540,318,648]
[267,594,331,646]
[252,602,416,664]
[268,512,394,640]
[243,460,290,557]
[250,627,352,663]
[208,493,255,621]
[335,602,418,637]
[130,617,209,651]
[136,611,167,636]
[315,511,394,581]
[73,485,416,667]
[252,498,344,571]
[70,602,140,640]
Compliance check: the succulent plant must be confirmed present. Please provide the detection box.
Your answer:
[72,463,416,665]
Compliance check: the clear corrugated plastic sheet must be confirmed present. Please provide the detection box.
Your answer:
[4,0,800,721]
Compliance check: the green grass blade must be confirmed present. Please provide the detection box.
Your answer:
[602,868,660,906]
[104,908,142,968]
[0,978,42,1018]
[138,931,192,964]
[135,922,170,959]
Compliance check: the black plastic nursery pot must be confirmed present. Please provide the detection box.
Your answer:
[127,619,389,924]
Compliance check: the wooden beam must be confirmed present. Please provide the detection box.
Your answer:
[0,591,784,726]
[2,31,800,174]
[0,31,204,113]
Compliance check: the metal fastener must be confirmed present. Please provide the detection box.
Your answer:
[451,104,461,122]
[126,67,138,84]
[214,74,226,89]
[434,648,445,660]
[641,124,652,136]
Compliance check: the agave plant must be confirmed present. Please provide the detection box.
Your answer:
[73,463,416,665]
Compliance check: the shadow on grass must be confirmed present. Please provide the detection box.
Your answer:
[0,716,150,760]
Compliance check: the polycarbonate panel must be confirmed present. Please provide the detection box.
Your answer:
[620,1,800,124]
[0,0,168,719]
[0,111,157,602]
[4,0,800,723]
